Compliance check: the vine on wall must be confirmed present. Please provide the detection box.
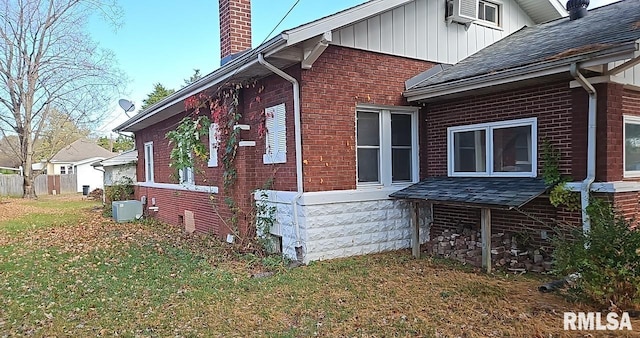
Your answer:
[165,82,277,252]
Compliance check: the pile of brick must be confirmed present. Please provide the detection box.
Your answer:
[422,228,553,273]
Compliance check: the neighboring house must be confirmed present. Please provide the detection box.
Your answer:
[114,0,566,263]
[95,149,138,187]
[393,0,640,269]
[48,138,116,193]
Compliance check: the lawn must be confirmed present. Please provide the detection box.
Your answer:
[0,195,638,337]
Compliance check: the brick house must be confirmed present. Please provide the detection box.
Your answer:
[114,0,565,263]
[394,0,640,270]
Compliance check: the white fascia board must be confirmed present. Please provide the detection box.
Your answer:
[137,181,219,194]
[406,47,637,102]
[114,38,287,133]
[548,0,569,18]
[281,0,412,46]
[74,157,106,166]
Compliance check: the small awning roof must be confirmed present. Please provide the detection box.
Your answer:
[390,177,549,209]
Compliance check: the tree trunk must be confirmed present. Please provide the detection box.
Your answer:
[23,170,37,199]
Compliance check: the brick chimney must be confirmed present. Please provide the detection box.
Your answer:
[219,0,252,65]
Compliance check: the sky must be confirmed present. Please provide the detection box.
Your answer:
[90,0,622,136]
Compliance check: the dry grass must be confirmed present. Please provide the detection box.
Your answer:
[0,196,639,337]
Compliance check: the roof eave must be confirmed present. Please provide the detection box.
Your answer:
[405,43,639,102]
[281,0,413,46]
[113,37,287,133]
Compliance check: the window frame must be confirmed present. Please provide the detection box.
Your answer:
[263,103,287,165]
[477,0,501,27]
[208,123,219,167]
[356,105,419,188]
[447,117,537,178]
[144,141,154,183]
[60,166,66,175]
[623,115,640,177]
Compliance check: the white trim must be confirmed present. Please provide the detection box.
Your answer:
[138,181,219,194]
[263,103,287,164]
[208,123,219,167]
[254,185,412,206]
[144,142,154,183]
[447,117,537,177]
[281,0,412,45]
[565,181,640,193]
[476,0,503,29]
[356,105,419,187]
[623,115,640,178]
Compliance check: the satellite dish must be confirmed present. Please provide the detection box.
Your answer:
[118,99,135,118]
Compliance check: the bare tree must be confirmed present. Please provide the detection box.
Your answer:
[0,0,125,198]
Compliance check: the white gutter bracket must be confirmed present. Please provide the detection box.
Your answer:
[257,53,305,261]
[301,31,332,70]
[604,43,640,76]
[570,63,597,234]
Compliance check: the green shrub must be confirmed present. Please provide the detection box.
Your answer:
[105,177,134,202]
[552,198,640,310]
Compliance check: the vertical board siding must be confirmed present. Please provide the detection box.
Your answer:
[334,0,534,64]
[609,62,640,87]
[0,174,60,196]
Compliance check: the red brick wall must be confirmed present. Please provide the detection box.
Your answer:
[424,81,575,178]
[133,69,299,238]
[300,45,433,192]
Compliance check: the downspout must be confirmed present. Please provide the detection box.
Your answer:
[257,53,304,257]
[570,63,596,234]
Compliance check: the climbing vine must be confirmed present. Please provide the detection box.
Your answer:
[166,81,277,252]
[541,139,580,211]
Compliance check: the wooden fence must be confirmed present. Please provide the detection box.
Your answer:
[0,174,76,197]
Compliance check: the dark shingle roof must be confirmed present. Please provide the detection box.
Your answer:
[51,138,116,163]
[390,177,549,209]
[408,0,640,90]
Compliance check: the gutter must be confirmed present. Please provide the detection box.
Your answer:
[404,43,637,102]
[257,53,304,258]
[570,63,596,234]
[113,37,287,133]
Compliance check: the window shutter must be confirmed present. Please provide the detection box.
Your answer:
[208,123,219,167]
[263,103,287,164]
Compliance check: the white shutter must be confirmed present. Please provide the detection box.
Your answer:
[208,123,219,167]
[263,103,287,164]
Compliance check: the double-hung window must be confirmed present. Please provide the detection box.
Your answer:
[624,116,640,177]
[448,117,537,177]
[176,142,195,185]
[60,166,66,175]
[356,106,418,186]
[144,142,154,182]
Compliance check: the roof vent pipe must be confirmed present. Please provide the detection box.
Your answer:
[566,0,589,21]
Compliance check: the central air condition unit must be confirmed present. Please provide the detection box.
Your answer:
[112,200,143,223]
[446,0,478,25]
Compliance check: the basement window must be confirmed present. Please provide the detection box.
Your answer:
[448,118,537,177]
[624,116,640,177]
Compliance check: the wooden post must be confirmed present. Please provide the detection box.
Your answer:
[411,201,420,258]
[481,208,492,273]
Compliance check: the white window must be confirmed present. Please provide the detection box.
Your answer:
[176,142,195,185]
[448,118,537,177]
[263,103,286,164]
[208,123,219,167]
[144,142,154,182]
[60,166,66,175]
[356,106,419,186]
[68,166,74,174]
[624,116,640,177]
[478,0,500,26]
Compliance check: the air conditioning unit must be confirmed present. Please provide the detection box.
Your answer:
[446,0,478,25]
[112,200,143,223]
